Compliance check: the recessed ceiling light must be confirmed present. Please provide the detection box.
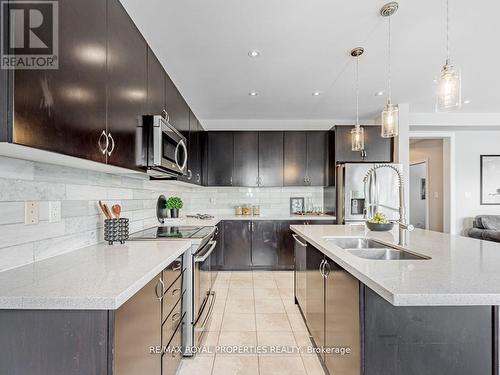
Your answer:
[375,91,384,96]
[248,50,261,58]
[248,91,258,96]
[312,92,321,96]
[433,79,438,83]
[463,99,471,104]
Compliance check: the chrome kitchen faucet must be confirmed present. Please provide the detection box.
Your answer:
[363,164,414,246]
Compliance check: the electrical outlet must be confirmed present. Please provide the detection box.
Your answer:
[25,201,39,225]
[49,201,61,223]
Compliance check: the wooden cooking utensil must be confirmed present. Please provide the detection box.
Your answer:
[111,204,121,219]
[98,200,111,219]
[102,204,113,220]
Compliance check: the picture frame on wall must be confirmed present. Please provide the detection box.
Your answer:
[480,155,500,205]
[290,197,305,214]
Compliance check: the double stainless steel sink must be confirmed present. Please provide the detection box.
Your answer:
[324,237,430,260]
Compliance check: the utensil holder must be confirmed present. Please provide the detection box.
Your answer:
[104,218,130,245]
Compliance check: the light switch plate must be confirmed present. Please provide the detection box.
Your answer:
[49,201,61,223]
[25,201,39,225]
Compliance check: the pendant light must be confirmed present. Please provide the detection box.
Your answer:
[380,2,399,138]
[351,47,365,151]
[436,0,461,112]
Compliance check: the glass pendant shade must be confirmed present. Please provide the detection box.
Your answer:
[436,62,461,112]
[381,102,399,138]
[351,126,364,151]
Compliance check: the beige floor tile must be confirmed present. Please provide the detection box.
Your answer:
[252,270,275,279]
[255,298,286,314]
[301,354,326,375]
[285,302,302,315]
[275,277,294,289]
[214,287,228,299]
[253,278,277,288]
[227,288,254,300]
[294,331,313,351]
[213,280,230,290]
[257,330,297,347]
[230,279,254,289]
[200,331,219,354]
[256,313,292,332]
[273,271,294,280]
[218,331,257,347]
[225,298,255,314]
[217,271,232,279]
[178,355,215,375]
[212,355,259,375]
[259,356,307,375]
[254,287,281,300]
[287,313,309,332]
[206,313,224,332]
[231,272,253,281]
[279,287,294,300]
[221,313,256,331]
[213,299,227,314]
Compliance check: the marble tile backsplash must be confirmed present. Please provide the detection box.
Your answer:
[0,156,323,272]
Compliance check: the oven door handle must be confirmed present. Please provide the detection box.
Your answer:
[196,291,216,333]
[194,241,217,263]
[175,139,188,172]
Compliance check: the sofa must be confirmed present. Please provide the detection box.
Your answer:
[468,215,500,243]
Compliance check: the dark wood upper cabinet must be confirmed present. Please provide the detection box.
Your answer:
[207,132,233,186]
[223,221,251,269]
[146,48,165,116]
[164,75,188,134]
[233,132,259,187]
[258,131,284,187]
[106,0,147,170]
[12,0,107,163]
[251,221,279,268]
[284,131,308,186]
[307,131,327,186]
[335,125,393,163]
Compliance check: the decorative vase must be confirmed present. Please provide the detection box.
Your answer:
[170,208,179,218]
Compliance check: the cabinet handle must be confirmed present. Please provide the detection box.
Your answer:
[172,312,181,323]
[230,176,233,186]
[172,261,182,271]
[155,278,165,300]
[107,132,115,156]
[248,222,251,231]
[98,130,108,155]
[172,288,181,296]
[161,109,169,122]
[251,222,254,231]
[215,226,219,236]
[319,259,325,277]
[196,173,200,183]
[324,261,331,277]
[187,169,192,180]
[292,234,307,247]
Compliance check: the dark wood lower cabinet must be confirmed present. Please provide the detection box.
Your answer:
[251,221,279,268]
[222,221,252,269]
[294,240,496,375]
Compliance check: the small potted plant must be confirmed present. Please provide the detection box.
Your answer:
[166,196,183,218]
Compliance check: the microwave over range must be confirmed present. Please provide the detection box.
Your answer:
[139,114,188,178]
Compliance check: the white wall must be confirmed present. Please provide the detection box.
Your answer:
[455,131,500,234]
[0,156,323,272]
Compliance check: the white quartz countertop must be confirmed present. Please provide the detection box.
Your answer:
[0,240,192,310]
[164,214,336,227]
[291,224,500,306]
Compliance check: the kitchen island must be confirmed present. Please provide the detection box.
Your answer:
[291,224,499,375]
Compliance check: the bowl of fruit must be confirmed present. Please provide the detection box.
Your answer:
[366,212,394,232]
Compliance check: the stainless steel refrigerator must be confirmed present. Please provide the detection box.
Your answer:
[336,163,402,224]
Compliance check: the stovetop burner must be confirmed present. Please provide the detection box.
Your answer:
[129,225,214,240]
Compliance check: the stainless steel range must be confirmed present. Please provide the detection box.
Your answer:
[129,225,217,356]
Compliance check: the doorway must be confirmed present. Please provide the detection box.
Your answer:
[410,161,429,229]
[409,137,447,232]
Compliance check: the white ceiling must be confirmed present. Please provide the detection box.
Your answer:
[120,0,500,129]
